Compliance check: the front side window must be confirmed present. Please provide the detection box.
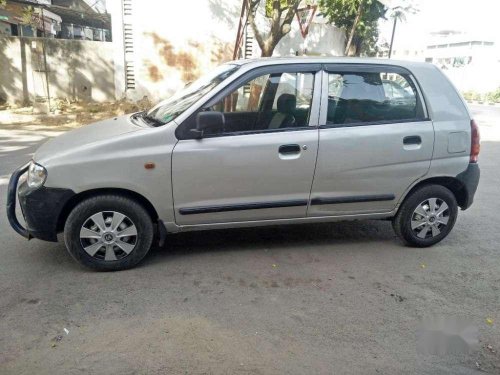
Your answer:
[326,71,422,126]
[178,70,315,138]
[212,74,270,114]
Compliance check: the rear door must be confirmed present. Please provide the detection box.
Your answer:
[308,64,434,216]
[172,65,321,225]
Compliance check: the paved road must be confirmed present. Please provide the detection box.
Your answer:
[0,106,499,374]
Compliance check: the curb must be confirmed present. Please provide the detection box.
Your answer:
[465,101,500,107]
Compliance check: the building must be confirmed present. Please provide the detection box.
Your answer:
[387,30,500,94]
[0,0,114,105]
[0,0,111,41]
[0,0,62,37]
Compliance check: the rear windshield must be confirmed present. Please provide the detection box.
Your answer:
[146,64,239,125]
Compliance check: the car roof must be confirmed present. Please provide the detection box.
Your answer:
[229,56,431,70]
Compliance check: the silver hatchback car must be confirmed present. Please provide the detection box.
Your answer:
[7,57,480,271]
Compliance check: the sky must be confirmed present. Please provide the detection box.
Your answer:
[378,0,500,50]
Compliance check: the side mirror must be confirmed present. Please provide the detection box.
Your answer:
[191,111,225,139]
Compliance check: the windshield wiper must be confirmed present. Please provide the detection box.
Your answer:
[140,112,164,127]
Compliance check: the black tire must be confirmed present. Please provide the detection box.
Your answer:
[64,195,154,271]
[392,184,458,247]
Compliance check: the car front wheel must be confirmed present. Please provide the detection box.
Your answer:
[64,195,154,271]
[393,184,458,247]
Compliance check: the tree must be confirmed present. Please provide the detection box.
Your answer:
[248,0,302,57]
[0,1,38,31]
[387,2,418,58]
[353,19,380,56]
[319,0,386,56]
[21,5,38,34]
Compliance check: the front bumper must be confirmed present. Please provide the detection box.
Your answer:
[7,165,74,242]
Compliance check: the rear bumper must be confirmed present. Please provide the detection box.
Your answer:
[456,162,480,210]
[7,165,74,242]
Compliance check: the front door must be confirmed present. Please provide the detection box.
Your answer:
[308,65,434,217]
[172,67,321,225]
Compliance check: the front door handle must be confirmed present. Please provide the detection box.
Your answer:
[279,144,301,155]
[403,135,422,145]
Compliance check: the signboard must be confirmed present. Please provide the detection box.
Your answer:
[296,5,317,38]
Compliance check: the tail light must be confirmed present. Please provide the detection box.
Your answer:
[470,119,480,163]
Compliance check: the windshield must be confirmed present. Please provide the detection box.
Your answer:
[146,64,239,124]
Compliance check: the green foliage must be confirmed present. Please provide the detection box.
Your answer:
[319,0,387,55]
[265,0,289,17]
[387,2,418,22]
[355,22,379,56]
[21,5,37,27]
[264,0,315,16]
[462,89,500,103]
[485,88,500,103]
[320,0,386,32]
[0,0,6,9]
[461,91,476,101]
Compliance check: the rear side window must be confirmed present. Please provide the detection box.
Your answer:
[326,71,424,126]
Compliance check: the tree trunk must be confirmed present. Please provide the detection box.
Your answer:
[248,1,267,56]
[344,1,364,56]
[261,47,274,57]
[249,0,300,58]
[388,16,397,58]
[352,37,362,56]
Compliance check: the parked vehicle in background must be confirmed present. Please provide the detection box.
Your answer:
[7,57,480,271]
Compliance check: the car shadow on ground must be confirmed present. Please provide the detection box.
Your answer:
[27,219,398,272]
[143,219,398,265]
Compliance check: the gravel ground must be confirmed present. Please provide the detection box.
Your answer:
[0,105,499,374]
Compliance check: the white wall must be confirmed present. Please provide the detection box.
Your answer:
[108,0,126,100]
[0,37,116,105]
[274,21,345,57]
[253,5,345,57]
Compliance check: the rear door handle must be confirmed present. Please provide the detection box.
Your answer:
[279,144,301,155]
[403,135,422,145]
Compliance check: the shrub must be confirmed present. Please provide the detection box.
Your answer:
[485,88,500,103]
[462,91,475,101]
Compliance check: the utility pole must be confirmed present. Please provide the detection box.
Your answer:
[388,16,397,58]
[41,7,51,112]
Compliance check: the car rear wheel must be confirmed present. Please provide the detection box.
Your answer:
[392,185,458,247]
[64,195,154,271]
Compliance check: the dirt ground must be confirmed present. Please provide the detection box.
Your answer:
[0,99,151,129]
[0,104,499,374]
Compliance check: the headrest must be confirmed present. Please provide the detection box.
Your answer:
[277,94,296,114]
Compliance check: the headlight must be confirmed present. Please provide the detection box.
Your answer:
[27,161,47,189]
